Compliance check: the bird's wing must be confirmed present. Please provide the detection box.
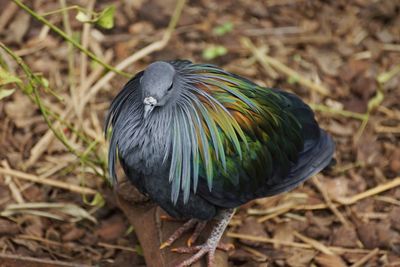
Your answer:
[182,64,334,207]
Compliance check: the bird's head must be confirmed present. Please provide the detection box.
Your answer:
[140,61,177,118]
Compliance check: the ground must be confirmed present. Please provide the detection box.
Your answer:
[0,0,399,266]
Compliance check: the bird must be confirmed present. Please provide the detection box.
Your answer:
[105,60,335,267]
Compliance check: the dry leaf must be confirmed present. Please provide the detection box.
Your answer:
[315,254,348,267]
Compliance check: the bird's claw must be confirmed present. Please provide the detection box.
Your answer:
[187,221,207,247]
[171,241,234,267]
[159,242,170,250]
[160,215,182,222]
[172,242,234,253]
[162,209,235,267]
[160,219,206,249]
[173,242,215,267]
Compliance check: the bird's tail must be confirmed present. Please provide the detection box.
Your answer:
[262,128,335,196]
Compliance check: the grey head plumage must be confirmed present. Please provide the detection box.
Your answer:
[140,62,177,118]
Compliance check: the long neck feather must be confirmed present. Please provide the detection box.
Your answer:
[168,63,258,204]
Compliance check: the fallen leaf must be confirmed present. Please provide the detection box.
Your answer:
[357,222,379,249]
[273,222,294,249]
[62,227,85,242]
[332,226,359,248]
[237,216,269,247]
[0,218,19,235]
[315,253,348,267]
[286,248,316,267]
[95,215,126,241]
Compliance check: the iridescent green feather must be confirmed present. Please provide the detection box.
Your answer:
[169,62,303,204]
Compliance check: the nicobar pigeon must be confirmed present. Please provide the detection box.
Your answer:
[105,60,335,267]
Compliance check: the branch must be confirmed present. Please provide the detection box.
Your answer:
[116,180,229,267]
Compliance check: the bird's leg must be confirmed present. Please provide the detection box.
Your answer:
[160,219,199,249]
[172,208,235,267]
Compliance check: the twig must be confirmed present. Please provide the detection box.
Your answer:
[79,0,187,109]
[0,167,98,195]
[382,43,400,52]
[248,200,300,215]
[249,177,400,221]
[293,231,334,255]
[1,160,25,204]
[350,248,379,267]
[11,0,130,77]
[59,0,78,117]
[309,104,367,121]
[24,112,68,169]
[241,37,329,96]
[0,2,18,31]
[97,242,137,253]
[375,125,400,134]
[377,64,400,84]
[227,232,310,249]
[374,196,400,206]
[241,245,268,262]
[79,0,95,94]
[257,203,294,223]
[245,45,279,79]
[312,176,350,227]
[0,253,91,267]
[16,234,75,249]
[336,177,400,205]
[227,232,385,255]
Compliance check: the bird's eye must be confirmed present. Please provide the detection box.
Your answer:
[167,83,173,91]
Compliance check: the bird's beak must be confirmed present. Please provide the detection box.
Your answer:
[143,104,155,119]
[143,96,157,119]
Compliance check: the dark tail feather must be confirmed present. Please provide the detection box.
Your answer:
[260,129,335,196]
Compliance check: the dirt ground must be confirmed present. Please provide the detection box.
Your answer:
[0,0,400,266]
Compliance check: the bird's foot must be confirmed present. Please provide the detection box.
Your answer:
[171,240,234,267]
[167,208,235,267]
[160,219,207,249]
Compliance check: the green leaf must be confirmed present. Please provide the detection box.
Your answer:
[125,225,134,235]
[84,192,105,207]
[96,5,115,29]
[202,45,227,60]
[75,10,91,23]
[287,75,300,84]
[0,68,22,86]
[213,22,233,36]
[0,89,15,100]
[41,77,49,88]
